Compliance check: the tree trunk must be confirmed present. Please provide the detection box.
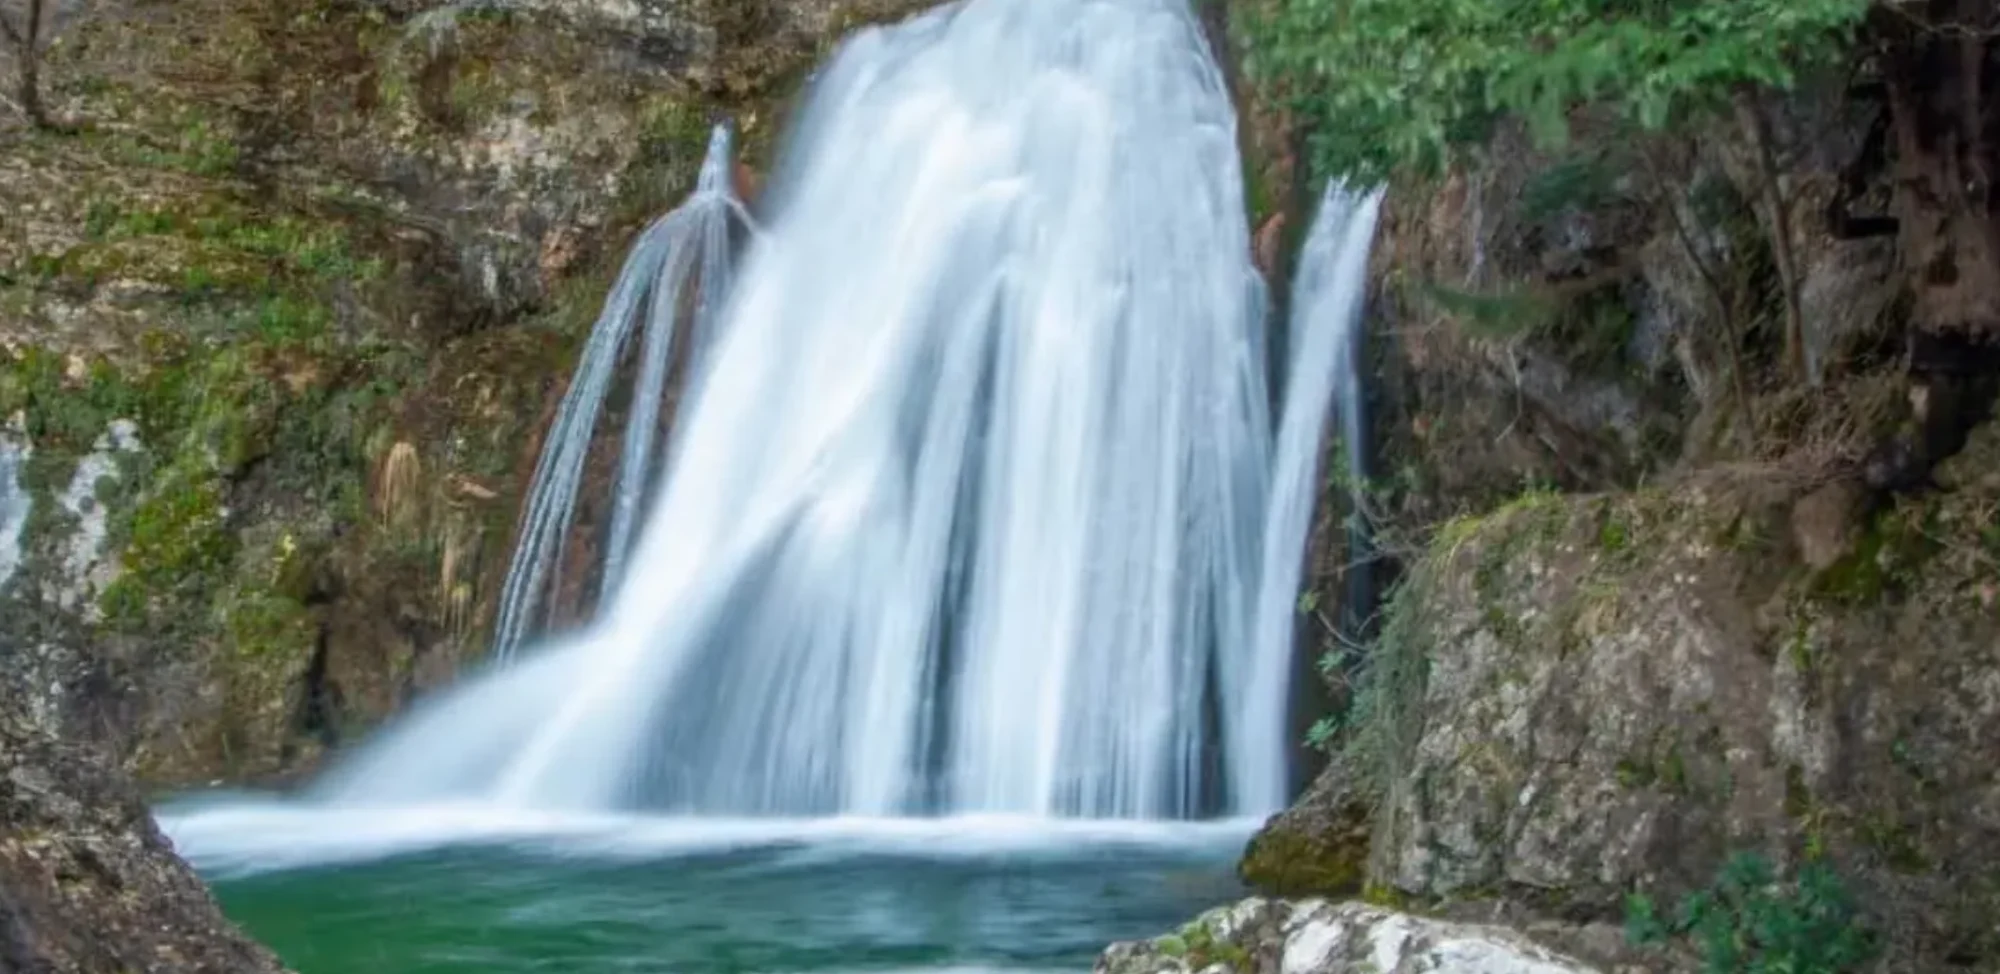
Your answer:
[1863,0,2000,490]
[1734,91,1810,385]
[1881,0,2000,340]
[18,43,46,129]
[2,0,60,131]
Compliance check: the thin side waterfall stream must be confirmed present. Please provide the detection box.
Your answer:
[491,124,753,659]
[155,0,1385,970]
[0,432,29,591]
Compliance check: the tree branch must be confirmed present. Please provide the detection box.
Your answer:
[1735,89,1812,386]
[1637,144,1759,436]
[0,6,24,47]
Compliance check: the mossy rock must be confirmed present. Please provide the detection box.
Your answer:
[1237,800,1371,897]
[1293,456,2000,970]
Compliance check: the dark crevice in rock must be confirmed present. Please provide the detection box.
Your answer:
[294,621,342,752]
[1862,330,2000,494]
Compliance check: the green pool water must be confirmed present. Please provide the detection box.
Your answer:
[166,803,1251,974]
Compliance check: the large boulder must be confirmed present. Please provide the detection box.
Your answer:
[1096,898,1606,974]
[0,712,286,973]
[1258,417,2000,970]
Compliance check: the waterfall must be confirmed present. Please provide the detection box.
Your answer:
[1245,185,1384,807]
[306,0,1384,825]
[491,124,753,659]
[0,433,29,591]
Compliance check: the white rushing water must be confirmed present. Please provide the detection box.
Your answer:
[213,0,1386,840]
[0,433,30,591]
[492,124,752,659]
[1241,184,1384,812]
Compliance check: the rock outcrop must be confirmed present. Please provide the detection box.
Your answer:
[1096,899,1609,974]
[0,0,930,789]
[0,713,287,973]
[1249,421,2000,970]
[1221,8,2000,962]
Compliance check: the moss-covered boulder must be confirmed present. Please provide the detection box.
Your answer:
[1238,756,1372,898]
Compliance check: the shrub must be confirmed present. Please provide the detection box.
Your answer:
[1625,852,1877,973]
[1244,0,1872,183]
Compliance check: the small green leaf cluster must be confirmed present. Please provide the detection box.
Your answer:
[1155,919,1252,973]
[1245,0,1873,183]
[1625,852,1877,973]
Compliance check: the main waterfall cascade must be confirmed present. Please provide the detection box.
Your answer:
[183,0,1386,845]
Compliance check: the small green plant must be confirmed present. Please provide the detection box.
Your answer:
[1313,566,1430,811]
[1625,852,1876,973]
[1159,919,1251,973]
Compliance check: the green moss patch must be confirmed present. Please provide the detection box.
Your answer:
[1237,811,1371,898]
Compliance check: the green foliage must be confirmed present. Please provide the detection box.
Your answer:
[77,112,241,176]
[0,349,142,454]
[1245,0,1872,182]
[99,463,235,629]
[1598,507,1632,553]
[1304,710,1340,749]
[1418,281,1558,341]
[619,96,719,225]
[1315,565,1430,801]
[1625,853,1876,973]
[1808,504,1941,607]
[222,589,317,661]
[69,198,382,301]
[0,327,412,639]
[1417,276,1639,376]
[1518,151,1623,223]
[1164,919,1251,973]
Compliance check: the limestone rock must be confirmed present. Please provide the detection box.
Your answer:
[49,420,142,619]
[0,0,935,789]
[1261,460,2000,970]
[1790,478,1866,571]
[0,712,288,974]
[1096,899,1600,974]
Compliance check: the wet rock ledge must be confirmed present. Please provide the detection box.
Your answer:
[0,713,286,974]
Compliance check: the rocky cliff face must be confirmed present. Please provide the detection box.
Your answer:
[0,0,927,789]
[1232,64,2000,974]
[1309,441,2000,963]
[0,712,287,973]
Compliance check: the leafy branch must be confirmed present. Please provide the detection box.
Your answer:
[1245,0,1874,186]
[1626,852,1877,973]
